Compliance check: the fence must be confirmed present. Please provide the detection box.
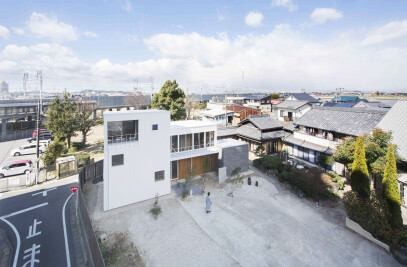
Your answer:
[78,186,105,267]
[79,160,103,185]
[0,129,34,142]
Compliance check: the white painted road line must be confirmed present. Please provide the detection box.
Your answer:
[1,202,48,219]
[62,193,74,267]
[0,217,20,267]
[32,187,57,197]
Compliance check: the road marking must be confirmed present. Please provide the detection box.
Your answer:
[0,217,20,267]
[1,202,48,219]
[62,193,73,267]
[32,187,56,197]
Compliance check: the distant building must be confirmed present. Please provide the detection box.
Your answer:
[201,109,234,125]
[330,95,368,103]
[285,93,319,104]
[243,94,272,113]
[1,81,9,93]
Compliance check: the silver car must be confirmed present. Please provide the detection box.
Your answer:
[10,144,46,156]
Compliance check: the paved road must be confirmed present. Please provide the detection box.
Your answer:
[0,139,42,192]
[0,177,80,267]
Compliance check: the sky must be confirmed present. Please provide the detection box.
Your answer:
[0,0,407,94]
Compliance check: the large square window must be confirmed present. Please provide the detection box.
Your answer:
[108,120,138,143]
[205,131,214,147]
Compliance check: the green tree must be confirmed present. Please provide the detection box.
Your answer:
[46,92,78,148]
[317,154,334,172]
[152,80,186,121]
[350,137,370,198]
[254,145,266,157]
[382,143,402,228]
[227,168,244,197]
[334,137,356,171]
[75,100,97,147]
[43,139,68,166]
[270,93,280,99]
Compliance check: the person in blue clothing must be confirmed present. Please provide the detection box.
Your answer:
[206,192,212,213]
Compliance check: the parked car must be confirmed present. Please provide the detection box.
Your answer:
[27,133,54,143]
[32,129,50,137]
[10,144,46,156]
[16,118,27,122]
[0,160,33,178]
[27,139,52,147]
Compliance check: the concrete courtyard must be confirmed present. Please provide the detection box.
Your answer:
[84,169,401,267]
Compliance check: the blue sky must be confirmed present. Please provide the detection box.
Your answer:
[0,0,406,93]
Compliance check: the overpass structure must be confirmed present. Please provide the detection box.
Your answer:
[0,99,97,138]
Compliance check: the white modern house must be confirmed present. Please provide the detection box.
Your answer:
[104,110,248,211]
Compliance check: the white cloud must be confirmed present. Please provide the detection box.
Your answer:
[217,6,229,22]
[0,25,10,39]
[25,12,79,42]
[84,31,99,38]
[271,0,298,12]
[245,11,264,28]
[362,19,407,45]
[310,8,343,24]
[1,22,406,92]
[120,0,131,12]
[11,27,25,35]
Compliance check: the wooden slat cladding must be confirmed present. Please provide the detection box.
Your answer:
[178,158,191,179]
[178,154,217,179]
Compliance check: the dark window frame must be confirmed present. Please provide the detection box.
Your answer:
[152,124,158,130]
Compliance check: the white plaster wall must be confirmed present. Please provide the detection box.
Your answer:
[277,105,311,121]
[293,132,340,149]
[103,110,171,211]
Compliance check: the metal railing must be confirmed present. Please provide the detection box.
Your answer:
[107,134,137,144]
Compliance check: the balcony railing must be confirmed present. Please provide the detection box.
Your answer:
[108,134,138,144]
[179,146,193,152]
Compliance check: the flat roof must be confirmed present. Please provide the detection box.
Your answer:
[103,109,168,116]
[217,138,248,148]
[202,109,234,117]
[171,120,217,129]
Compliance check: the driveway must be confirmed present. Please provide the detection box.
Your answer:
[85,171,400,266]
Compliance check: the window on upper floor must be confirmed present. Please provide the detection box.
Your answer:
[107,120,138,144]
[194,132,205,149]
[152,124,158,130]
[171,135,178,153]
[180,134,192,151]
[206,131,214,147]
[280,110,284,117]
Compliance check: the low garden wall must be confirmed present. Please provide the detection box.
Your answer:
[345,217,390,253]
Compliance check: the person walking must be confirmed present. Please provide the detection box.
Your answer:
[206,192,212,213]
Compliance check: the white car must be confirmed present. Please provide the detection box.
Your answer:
[10,144,46,156]
[0,160,33,178]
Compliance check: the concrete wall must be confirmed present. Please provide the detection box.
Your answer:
[218,143,249,176]
[103,110,171,211]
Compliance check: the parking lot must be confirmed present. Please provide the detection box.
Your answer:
[0,138,40,192]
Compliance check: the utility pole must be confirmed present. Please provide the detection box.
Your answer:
[35,71,43,185]
[23,73,28,99]
[224,91,228,127]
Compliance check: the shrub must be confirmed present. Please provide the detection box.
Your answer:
[149,206,162,217]
[75,154,91,166]
[328,171,336,178]
[343,191,393,243]
[337,180,344,190]
[182,190,189,199]
[253,158,264,169]
[72,142,85,150]
[262,155,284,173]
[43,140,68,166]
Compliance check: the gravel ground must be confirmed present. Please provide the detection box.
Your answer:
[84,172,401,267]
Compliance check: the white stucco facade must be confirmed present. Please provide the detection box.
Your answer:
[103,110,171,211]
